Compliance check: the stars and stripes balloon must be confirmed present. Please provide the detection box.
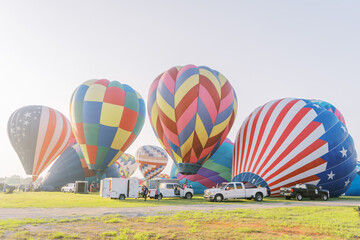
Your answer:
[147,65,237,174]
[115,153,138,178]
[135,145,168,180]
[41,143,120,191]
[70,79,145,175]
[171,138,233,194]
[345,156,360,196]
[7,105,72,181]
[309,99,346,125]
[232,98,357,197]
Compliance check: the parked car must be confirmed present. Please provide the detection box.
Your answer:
[148,182,193,200]
[61,183,75,193]
[204,182,269,202]
[280,183,329,201]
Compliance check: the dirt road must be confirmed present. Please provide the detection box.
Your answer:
[1,200,359,220]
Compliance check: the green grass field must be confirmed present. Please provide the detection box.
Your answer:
[1,191,359,208]
[1,191,360,239]
[1,206,360,239]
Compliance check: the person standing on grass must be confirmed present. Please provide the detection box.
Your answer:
[155,185,161,201]
[142,185,148,201]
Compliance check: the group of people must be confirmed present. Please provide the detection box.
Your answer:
[141,184,161,201]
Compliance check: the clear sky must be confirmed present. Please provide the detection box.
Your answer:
[0,1,359,178]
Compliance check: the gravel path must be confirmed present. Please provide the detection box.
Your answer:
[1,200,359,220]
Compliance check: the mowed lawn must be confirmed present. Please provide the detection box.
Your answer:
[0,207,360,239]
[1,192,360,239]
[1,191,359,208]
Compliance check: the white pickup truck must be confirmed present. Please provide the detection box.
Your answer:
[148,182,193,200]
[204,182,269,202]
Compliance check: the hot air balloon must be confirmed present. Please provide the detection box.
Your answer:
[115,153,138,178]
[135,145,168,180]
[41,143,120,191]
[147,65,237,174]
[345,156,360,196]
[70,79,145,176]
[157,173,170,179]
[232,98,357,197]
[7,105,71,181]
[171,138,233,194]
[308,99,346,125]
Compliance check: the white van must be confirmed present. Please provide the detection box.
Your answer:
[61,183,75,193]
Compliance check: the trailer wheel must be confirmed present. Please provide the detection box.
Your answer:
[255,192,263,202]
[185,192,192,200]
[119,194,126,200]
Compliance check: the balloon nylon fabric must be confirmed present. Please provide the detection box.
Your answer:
[148,65,237,174]
[232,98,357,197]
[70,79,145,172]
[135,145,168,180]
[7,105,71,180]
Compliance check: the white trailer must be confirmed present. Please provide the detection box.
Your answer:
[100,177,139,200]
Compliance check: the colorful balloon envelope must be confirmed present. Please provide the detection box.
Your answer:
[345,157,360,196]
[308,99,346,125]
[41,143,120,191]
[157,173,170,179]
[115,153,138,178]
[135,145,168,180]
[148,65,237,174]
[70,79,145,173]
[171,138,233,194]
[232,98,357,197]
[7,105,72,181]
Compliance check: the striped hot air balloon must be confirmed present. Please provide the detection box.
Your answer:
[70,79,145,174]
[171,138,233,194]
[7,105,71,181]
[232,98,357,197]
[135,145,168,180]
[115,153,138,178]
[308,99,346,125]
[147,65,237,174]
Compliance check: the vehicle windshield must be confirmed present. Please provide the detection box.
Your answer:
[219,183,228,189]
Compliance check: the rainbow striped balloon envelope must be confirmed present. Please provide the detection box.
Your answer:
[147,65,237,175]
[135,145,168,180]
[7,105,72,181]
[115,153,138,178]
[70,79,145,173]
[171,138,233,194]
[232,98,357,197]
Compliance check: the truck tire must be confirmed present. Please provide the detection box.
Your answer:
[158,194,163,200]
[285,196,291,200]
[296,193,303,201]
[185,192,192,200]
[215,194,223,202]
[321,193,328,201]
[255,192,263,202]
[119,194,125,200]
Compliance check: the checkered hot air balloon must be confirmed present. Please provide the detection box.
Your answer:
[171,138,233,194]
[232,98,357,197]
[135,145,168,180]
[147,65,237,175]
[7,105,72,181]
[115,153,138,178]
[70,79,145,174]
